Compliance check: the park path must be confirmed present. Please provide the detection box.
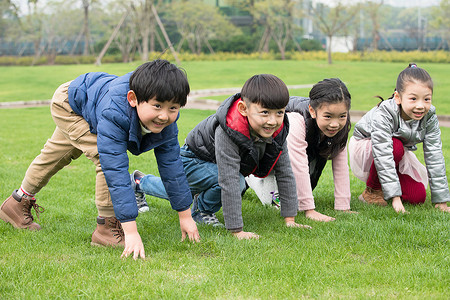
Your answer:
[185,85,450,127]
[2,84,450,127]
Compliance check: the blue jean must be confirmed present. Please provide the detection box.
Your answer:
[139,145,246,214]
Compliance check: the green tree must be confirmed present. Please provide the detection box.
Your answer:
[129,0,164,61]
[253,0,301,60]
[35,1,82,63]
[165,0,240,54]
[364,0,383,51]
[430,0,450,50]
[81,0,95,55]
[0,1,20,39]
[310,0,359,64]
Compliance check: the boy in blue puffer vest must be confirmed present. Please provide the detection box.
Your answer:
[0,59,200,260]
[134,74,311,239]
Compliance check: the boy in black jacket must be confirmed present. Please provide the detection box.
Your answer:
[134,74,311,239]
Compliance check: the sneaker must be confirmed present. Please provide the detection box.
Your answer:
[192,212,225,227]
[131,170,149,213]
[270,191,280,209]
[91,216,125,247]
[358,186,388,206]
[191,194,224,227]
[0,190,44,231]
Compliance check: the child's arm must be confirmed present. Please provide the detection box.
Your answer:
[331,145,352,211]
[423,113,450,205]
[272,143,309,227]
[286,113,334,221]
[97,112,148,258]
[178,209,200,242]
[285,113,315,211]
[370,107,402,201]
[154,135,201,241]
[215,127,252,235]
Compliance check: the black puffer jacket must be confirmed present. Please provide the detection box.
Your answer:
[185,93,289,177]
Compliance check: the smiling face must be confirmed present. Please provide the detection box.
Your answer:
[309,102,348,138]
[127,91,180,133]
[394,81,432,121]
[238,99,285,138]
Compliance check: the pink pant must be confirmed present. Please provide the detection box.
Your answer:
[367,138,426,204]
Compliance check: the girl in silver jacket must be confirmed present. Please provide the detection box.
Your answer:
[349,63,450,213]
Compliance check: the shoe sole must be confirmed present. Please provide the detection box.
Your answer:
[0,209,41,230]
[192,214,224,227]
[90,241,125,248]
[138,207,150,213]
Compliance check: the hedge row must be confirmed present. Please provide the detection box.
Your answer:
[1,50,450,66]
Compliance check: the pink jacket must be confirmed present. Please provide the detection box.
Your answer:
[286,112,351,211]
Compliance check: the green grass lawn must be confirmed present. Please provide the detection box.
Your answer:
[1,60,450,114]
[0,106,449,299]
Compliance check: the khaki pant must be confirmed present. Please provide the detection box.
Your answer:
[21,82,115,217]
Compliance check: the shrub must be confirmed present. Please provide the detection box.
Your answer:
[1,50,449,66]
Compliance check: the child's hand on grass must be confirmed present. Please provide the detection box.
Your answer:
[392,196,409,214]
[121,221,146,260]
[178,209,201,242]
[435,203,450,213]
[231,231,260,240]
[284,217,312,229]
[305,209,335,222]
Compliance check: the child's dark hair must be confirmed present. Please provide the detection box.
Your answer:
[397,63,433,94]
[377,63,433,103]
[129,59,190,106]
[241,74,289,109]
[309,78,351,111]
[309,78,351,159]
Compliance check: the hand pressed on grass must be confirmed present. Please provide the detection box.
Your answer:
[435,203,450,213]
[392,196,409,214]
[305,209,335,222]
[178,209,200,242]
[121,221,146,260]
[284,216,312,229]
[232,231,260,240]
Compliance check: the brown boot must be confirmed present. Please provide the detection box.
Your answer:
[91,216,125,247]
[358,186,388,206]
[0,190,44,231]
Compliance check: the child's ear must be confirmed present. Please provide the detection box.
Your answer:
[237,99,248,117]
[127,90,138,107]
[308,105,316,118]
[394,91,401,105]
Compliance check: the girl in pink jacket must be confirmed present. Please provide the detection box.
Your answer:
[246,78,355,221]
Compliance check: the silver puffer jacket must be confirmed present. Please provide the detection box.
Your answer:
[353,98,449,203]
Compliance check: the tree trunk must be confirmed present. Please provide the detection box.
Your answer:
[257,26,270,52]
[95,10,128,65]
[70,27,84,55]
[176,36,186,52]
[149,18,156,52]
[141,32,149,61]
[204,38,215,54]
[82,1,90,55]
[263,30,271,52]
[327,35,333,64]
[151,4,180,64]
